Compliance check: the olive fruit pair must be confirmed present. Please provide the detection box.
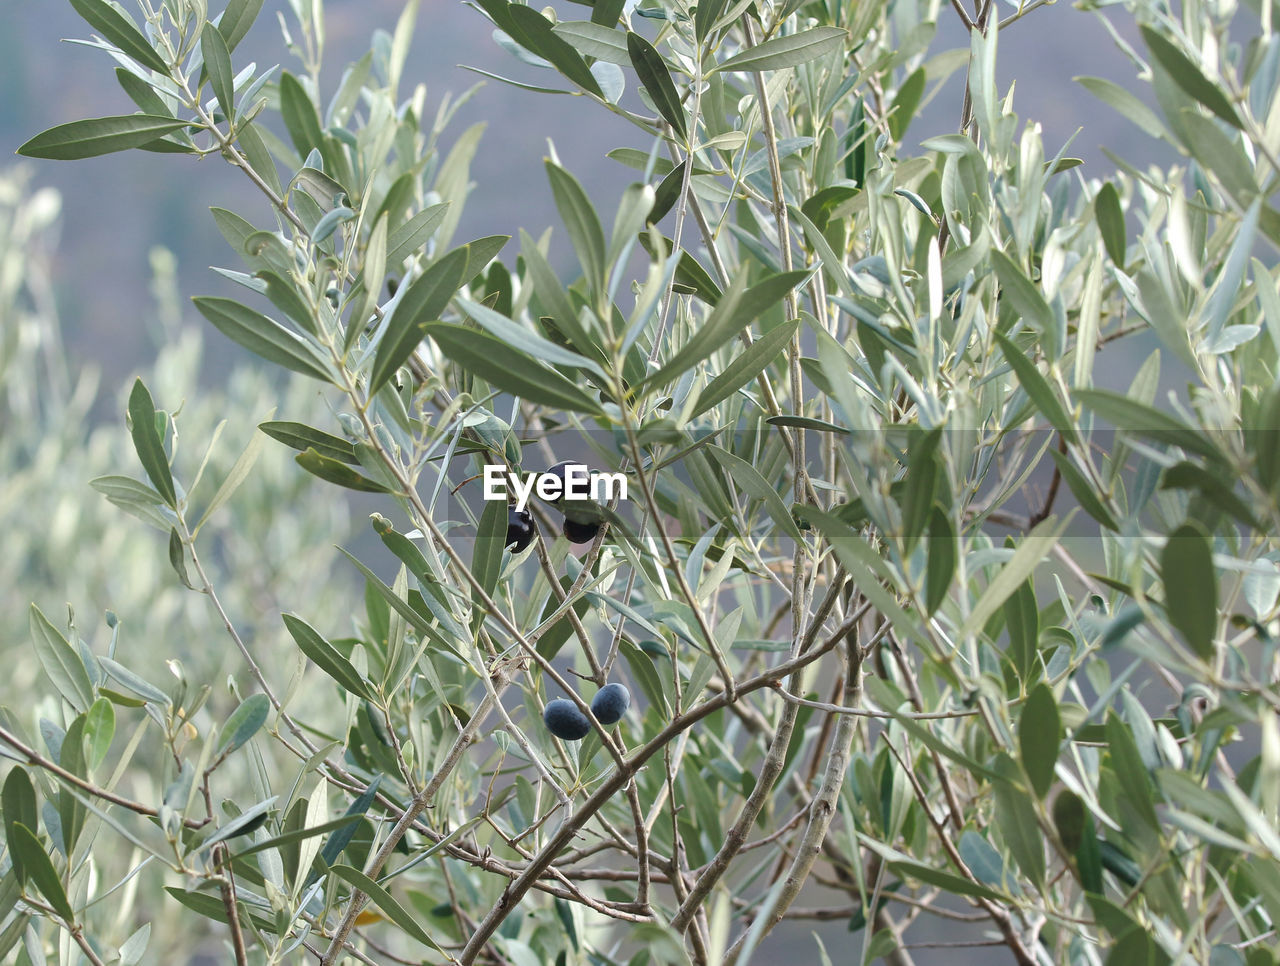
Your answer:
[542,683,632,741]
[544,460,602,545]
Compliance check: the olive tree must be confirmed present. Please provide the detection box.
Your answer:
[5,0,1280,963]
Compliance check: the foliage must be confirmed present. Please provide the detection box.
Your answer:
[5,0,1280,963]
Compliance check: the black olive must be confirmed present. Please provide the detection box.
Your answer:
[562,516,600,544]
[543,698,590,740]
[505,508,534,553]
[590,683,631,725]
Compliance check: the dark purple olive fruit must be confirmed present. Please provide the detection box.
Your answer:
[543,698,591,741]
[562,517,600,544]
[590,683,631,725]
[505,508,534,553]
[543,460,576,505]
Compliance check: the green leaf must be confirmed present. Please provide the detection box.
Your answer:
[994,331,1077,443]
[329,864,445,952]
[924,507,956,616]
[295,448,393,494]
[313,776,384,873]
[386,203,450,268]
[900,428,940,555]
[10,824,73,920]
[1003,575,1038,681]
[282,614,373,701]
[889,860,1006,902]
[1019,683,1060,799]
[958,516,1065,643]
[192,297,331,381]
[1075,75,1167,139]
[1094,182,1126,267]
[200,23,235,120]
[126,379,176,508]
[1047,449,1119,531]
[17,115,190,160]
[2,770,38,887]
[958,831,1010,891]
[30,605,94,713]
[708,446,804,542]
[992,756,1046,887]
[227,813,360,864]
[472,500,507,633]
[69,0,169,73]
[458,296,606,376]
[765,415,847,434]
[196,421,268,531]
[552,20,628,64]
[168,527,194,590]
[643,269,808,390]
[1052,789,1086,854]
[259,421,358,464]
[887,67,925,141]
[1076,388,1222,461]
[279,71,323,158]
[713,26,847,73]
[425,323,605,414]
[992,250,1058,351]
[338,549,453,652]
[98,657,170,705]
[218,693,271,754]
[218,0,266,53]
[114,67,171,116]
[627,32,686,139]
[1159,461,1259,529]
[692,319,798,416]
[506,4,604,96]
[1160,521,1217,661]
[58,715,88,854]
[1106,712,1161,831]
[545,160,607,298]
[83,697,115,773]
[1140,26,1242,129]
[164,887,273,931]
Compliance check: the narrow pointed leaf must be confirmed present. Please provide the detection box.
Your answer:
[425,323,605,414]
[692,319,798,416]
[17,115,189,160]
[1019,683,1060,799]
[295,448,393,493]
[1161,522,1217,660]
[545,161,607,297]
[9,824,74,921]
[282,614,373,701]
[69,0,170,73]
[627,32,686,139]
[30,605,94,713]
[200,23,235,120]
[259,422,358,464]
[218,694,271,754]
[1141,27,1241,129]
[127,379,176,507]
[329,864,444,951]
[218,0,267,52]
[713,26,847,73]
[507,4,604,96]
[1094,182,1126,267]
[995,332,1077,443]
[193,297,332,381]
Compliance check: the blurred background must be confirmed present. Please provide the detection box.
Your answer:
[0,1,1179,961]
